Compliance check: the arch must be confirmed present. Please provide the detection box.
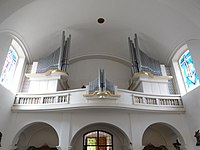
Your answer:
[0,29,32,63]
[12,121,59,150]
[168,38,200,65]
[169,41,190,96]
[0,29,31,62]
[68,55,130,89]
[69,54,131,67]
[0,30,29,93]
[83,130,113,150]
[70,122,131,150]
[142,122,185,150]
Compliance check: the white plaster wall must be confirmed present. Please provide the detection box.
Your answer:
[4,112,70,149]
[181,39,200,149]
[129,112,193,150]
[17,123,59,149]
[143,123,180,149]
[3,109,194,150]
[69,110,132,150]
[182,87,200,148]
[68,58,130,89]
[0,35,199,150]
[167,39,200,149]
[143,129,166,146]
[71,123,127,150]
[188,40,200,78]
[0,33,16,149]
[0,86,15,149]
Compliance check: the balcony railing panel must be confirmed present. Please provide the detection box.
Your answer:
[15,93,71,104]
[13,89,184,112]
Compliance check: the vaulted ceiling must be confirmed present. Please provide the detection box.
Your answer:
[0,0,200,64]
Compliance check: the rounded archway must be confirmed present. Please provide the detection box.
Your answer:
[12,122,59,150]
[142,122,185,150]
[70,122,131,150]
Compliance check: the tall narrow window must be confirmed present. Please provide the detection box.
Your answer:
[0,44,18,87]
[179,50,199,92]
[83,130,113,150]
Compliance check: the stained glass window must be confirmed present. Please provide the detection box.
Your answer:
[179,50,199,91]
[0,46,18,87]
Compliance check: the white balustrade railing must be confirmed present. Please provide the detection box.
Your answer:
[15,93,71,104]
[131,93,183,106]
[13,89,184,112]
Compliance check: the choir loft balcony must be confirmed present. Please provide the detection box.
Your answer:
[12,88,184,113]
[12,33,186,113]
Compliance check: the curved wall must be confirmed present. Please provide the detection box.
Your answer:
[142,123,185,149]
[68,58,131,89]
[71,122,131,150]
[181,39,200,148]
[0,32,16,147]
[170,39,200,148]
[15,122,59,149]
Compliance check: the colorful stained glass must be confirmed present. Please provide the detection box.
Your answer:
[0,46,18,86]
[179,50,199,91]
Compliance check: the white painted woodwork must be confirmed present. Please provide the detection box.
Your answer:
[129,73,172,95]
[26,71,69,93]
[13,89,184,113]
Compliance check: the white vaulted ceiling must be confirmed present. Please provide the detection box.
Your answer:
[0,0,200,64]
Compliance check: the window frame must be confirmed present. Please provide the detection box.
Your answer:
[0,38,26,93]
[83,130,113,150]
[172,44,199,96]
[0,44,19,88]
[178,50,199,92]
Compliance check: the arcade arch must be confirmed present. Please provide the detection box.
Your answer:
[12,122,59,150]
[70,122,131,150]
[142,122,185,150]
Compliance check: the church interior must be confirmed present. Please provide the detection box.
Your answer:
[0,0,200,150]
